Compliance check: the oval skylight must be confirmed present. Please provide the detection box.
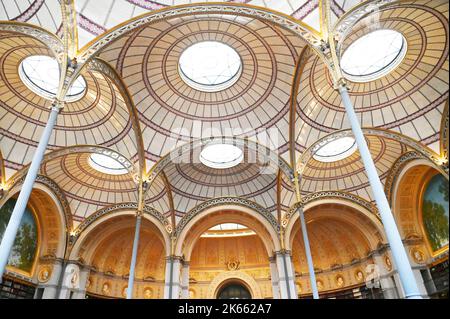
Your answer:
[313,137,357,163]
[179,41,242,92]
[19,55,86,102]
[200,144,244,169]
[88,153,129,175]
[340,29,407,82]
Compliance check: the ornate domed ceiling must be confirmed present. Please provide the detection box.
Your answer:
[0,0,448,237]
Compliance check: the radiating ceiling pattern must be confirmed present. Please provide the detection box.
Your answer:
[0,0,62,35]
[41,152,137,224]
[74,0,327,48]
[0,0,447,229]
[0,32,139,181]
[295,1,449,160]
[98,13,306,168]
[301,135,407,201]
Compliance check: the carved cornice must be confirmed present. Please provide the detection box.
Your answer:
[174,197,280,238]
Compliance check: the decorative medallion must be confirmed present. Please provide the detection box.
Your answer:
[226,259,240,271]
[384,255,393,271]
[101,282,110,295]
[410,248,425,264]
[122,286,128,298]
[335,275,345,288]
[37,266,52,283]
[143,287,153,299]
[316,279,324,291]
[355,269,365,283]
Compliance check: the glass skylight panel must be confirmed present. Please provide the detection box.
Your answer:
[19,55,86,102]
[340,29,407,82]
[88,153,129,175]
[313,137,358,163]
[179,41,242,92]
[199,144,244,169]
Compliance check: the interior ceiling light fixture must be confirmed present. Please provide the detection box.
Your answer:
[340,29,407,82]
[19,55,86,102]
[179,41,242,92]
[313,137,358,163]
[88,153,129,175]
[199,144,244,169]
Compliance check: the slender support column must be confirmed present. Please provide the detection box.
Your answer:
[338,84,422,299]
[0,103,61,282]
[298,206,319,299]
[269,257,281,299]
[180,261,190,299]
[126,214,142,299]
[164,256,182,299]
[275,251,296,299]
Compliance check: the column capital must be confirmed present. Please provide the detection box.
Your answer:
[334,77,349,91]
[51,99,65,111]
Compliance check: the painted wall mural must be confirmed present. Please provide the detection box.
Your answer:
[422,174,449,253]
[0,199,38,273]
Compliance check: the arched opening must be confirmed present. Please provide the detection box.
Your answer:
[178,208,277,299]
[216,280,252,299]
[75,214,167,299]
[289,203,385,299]
[394,164,449,298]
[0,186,66,299]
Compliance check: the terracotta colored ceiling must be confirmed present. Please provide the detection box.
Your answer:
[0,0,447,229]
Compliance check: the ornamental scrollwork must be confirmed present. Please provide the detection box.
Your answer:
[0,22,65,62]
[77,4,323,63]
[285,191,379,222]
[70,202,171,242]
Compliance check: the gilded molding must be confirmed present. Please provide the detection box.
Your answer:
[174,197,280,238]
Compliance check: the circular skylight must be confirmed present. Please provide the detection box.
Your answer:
[88,153,129,175]
[340,29,407,82]
[313,137,357,163]
[200,144,244,169]
[179,41,242,92]
[19,55,86,102]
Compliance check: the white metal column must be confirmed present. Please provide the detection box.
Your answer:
[339,84,422,299]
[0,103,61,282]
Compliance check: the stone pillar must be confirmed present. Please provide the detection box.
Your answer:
[35,259,64,299]
[164,256,182,299]
[275,251,297,299]
[269,256,281,299]
[58,261,89,299]
[180,261,190,299]
[372,252,400,299]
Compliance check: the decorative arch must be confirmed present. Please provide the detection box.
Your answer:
[175,200,281,260]
[284,196,386,251]
[146,136,294,192]
[0,21,65,62]
[76,3,323,63]
[4,145,138,191]
[391,159,449,257]
[296,128,446,177]
[85,58,146,175]
[206,271,262,299]
[69,206,171,259]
